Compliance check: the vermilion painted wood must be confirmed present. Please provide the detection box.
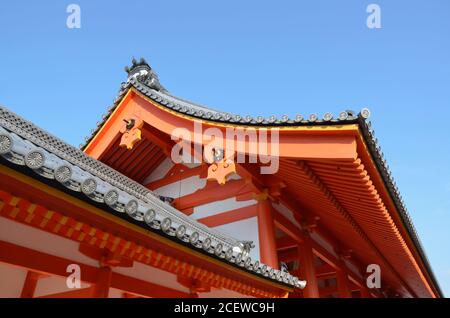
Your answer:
[92,266,112,298]
[39,288,95,298]
[80,88,438,297]
[196,204,257,228]
[20,271,41,298]
[336,266,352,298]
[257,200,279,269]
[297,239,320,298]
[172,179,255,211]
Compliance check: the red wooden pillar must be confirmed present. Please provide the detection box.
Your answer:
[92,266,112,298]
[256,199,279,269]
[20,271,40,298]
[336,267,352,298]
[298,239,320,298]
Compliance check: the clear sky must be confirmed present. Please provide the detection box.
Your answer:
[0,0,449,297]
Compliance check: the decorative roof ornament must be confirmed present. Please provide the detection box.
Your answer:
[207,148,236,185]
[125,57,167,92]
[235,241,255,258]
[280,262,289,273]
[119,117,144,150]
[360,107,371,119]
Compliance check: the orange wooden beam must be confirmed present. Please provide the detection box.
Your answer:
[92,266,112,298]
[315,263,336,278]
[172,179,256,211]
[196,204,257,228]
[141,124,174,156]
[20,271,41,298]
[111,272,194,298]
[354,134,440,298]
[276,236,298,250]
[39,287,95,298]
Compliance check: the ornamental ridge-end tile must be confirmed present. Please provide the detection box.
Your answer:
[125,57,167,93]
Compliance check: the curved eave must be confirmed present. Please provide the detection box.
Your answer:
[0,105,303,292]
[80,71,442,297]
[355,118,443,297]
[81,77,365,150]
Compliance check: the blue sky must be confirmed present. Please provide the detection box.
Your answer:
[0,0,449,297]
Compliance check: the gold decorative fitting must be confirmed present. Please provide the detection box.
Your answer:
[119,117,144,150]
[207,159,236,185]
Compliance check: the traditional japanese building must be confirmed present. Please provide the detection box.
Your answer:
[0,58,442,298]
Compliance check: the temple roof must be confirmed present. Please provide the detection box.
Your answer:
[86,58,369,135]
[79,58,441,297]
[0,105,304,290]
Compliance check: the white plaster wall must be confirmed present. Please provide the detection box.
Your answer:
[0,217,99,268]
[153,175,207,198]
[34,276,91,297]
[191,198,257,220]
[113,261,190,294]
[0,262,27,298]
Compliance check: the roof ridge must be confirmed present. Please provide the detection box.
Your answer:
[81,58,370,149]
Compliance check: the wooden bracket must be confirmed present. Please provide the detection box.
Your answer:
[207,159,236,185]
[119,117,144,150]
[79,243,133,268]
[177,276,211,294]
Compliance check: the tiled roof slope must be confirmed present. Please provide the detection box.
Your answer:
[0,105,305,289]
[80,58,442,297]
